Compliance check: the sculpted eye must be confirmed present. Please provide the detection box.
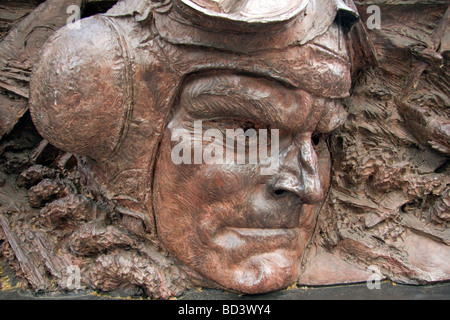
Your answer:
[204,119,265,133]
[311,132,323,147]
[236,121,273,145]
[202,119,274,148]
[311,132,329,151]
[241,121,258,133]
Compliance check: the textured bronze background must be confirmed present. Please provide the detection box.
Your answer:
[0,0,449,298]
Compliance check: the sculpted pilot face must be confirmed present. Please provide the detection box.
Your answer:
[153,71,349,293]
[29,0,357,295]
[147,2,354,294]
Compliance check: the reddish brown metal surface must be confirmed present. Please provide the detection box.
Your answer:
[0,0,449,298]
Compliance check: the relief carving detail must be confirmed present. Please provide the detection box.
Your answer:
[0,0,448,298]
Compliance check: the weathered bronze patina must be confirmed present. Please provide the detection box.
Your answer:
[29,0,358,294]
[0,0,448,298]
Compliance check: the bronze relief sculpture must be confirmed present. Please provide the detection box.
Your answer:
[0,0,449,298]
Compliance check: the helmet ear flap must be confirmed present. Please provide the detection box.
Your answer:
[30,16,133,161]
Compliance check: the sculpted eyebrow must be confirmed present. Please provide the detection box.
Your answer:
[180,85,280,124]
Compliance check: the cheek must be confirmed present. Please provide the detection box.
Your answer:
[154,130,250,220]
[199,168,247,203]
[153,130,252,257]
[153,132,203,257]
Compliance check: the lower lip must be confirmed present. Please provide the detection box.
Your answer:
[213,227,300,251]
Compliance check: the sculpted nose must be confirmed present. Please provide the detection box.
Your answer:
[268,136,324,204]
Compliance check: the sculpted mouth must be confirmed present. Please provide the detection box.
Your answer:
[230,227,299,237]
[213,226,300,252]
